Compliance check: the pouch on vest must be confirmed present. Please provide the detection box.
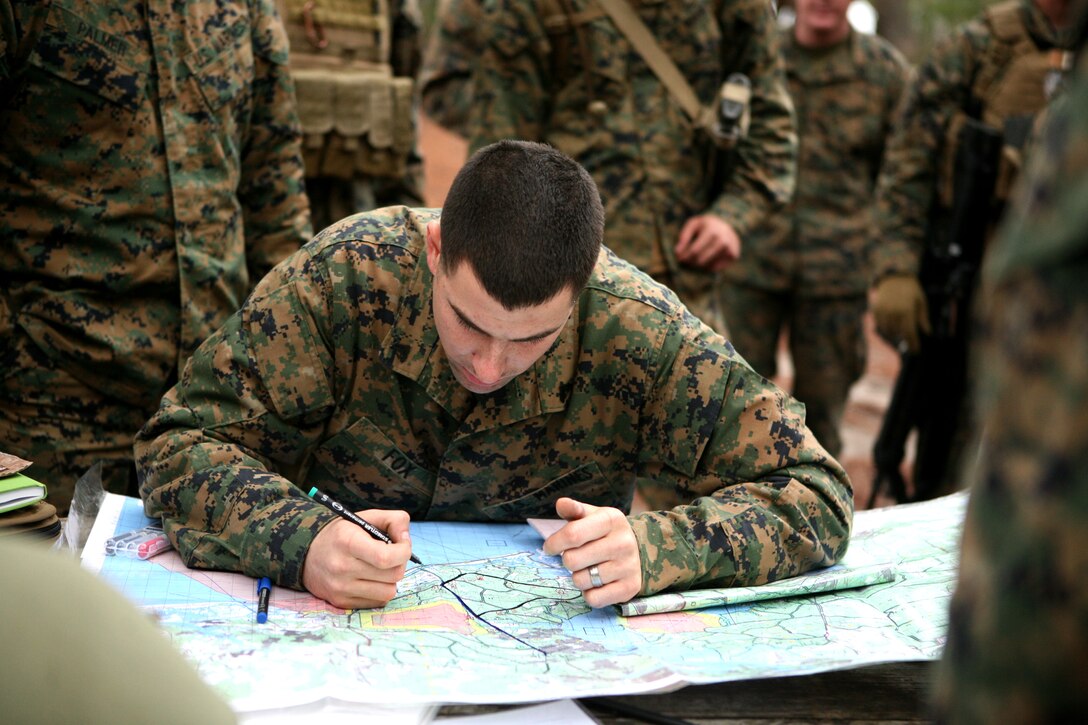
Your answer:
[281,0,416,180]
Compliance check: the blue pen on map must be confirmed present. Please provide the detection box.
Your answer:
[256,577,271,624]
[308,487,423,565]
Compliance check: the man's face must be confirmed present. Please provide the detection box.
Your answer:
[426,223,575,395]
[795,0,852,35]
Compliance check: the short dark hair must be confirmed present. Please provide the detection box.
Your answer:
[439,140,604,309]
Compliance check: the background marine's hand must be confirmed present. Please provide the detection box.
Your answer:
[675,214,742,272]
[543,497,643,608]
[302,509,412,610]
[872,274,931,353]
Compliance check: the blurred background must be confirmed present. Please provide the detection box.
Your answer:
[414,0,996,510]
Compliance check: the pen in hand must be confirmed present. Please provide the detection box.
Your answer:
[307,487,423,565]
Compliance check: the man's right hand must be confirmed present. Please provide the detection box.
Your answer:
[302,509,413,609]
[873,274,931,353]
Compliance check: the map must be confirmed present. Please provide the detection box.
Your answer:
[82,493,967,710]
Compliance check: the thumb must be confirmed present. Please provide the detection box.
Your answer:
[555,497,593,522]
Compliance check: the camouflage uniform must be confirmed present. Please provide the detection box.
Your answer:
[870,0,1083,498]
[280,0,425,231]
[872,0,1081,283]
[134,206,853,596]
[448,0,796,334]
[0,0,312,513]
[418,0,482,136]
[933,20,1088,720]
[719,27,908,457]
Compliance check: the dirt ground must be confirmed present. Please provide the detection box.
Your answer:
[419,115,901,512]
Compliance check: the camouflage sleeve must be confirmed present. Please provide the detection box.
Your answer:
[629,319,854,595]
[933,66,1088,718]
[707,0,797,239]
[419,0,484,135]
[870,23,982,282]
[465,0,551,149]
[239,0,313,283]
[136,252,340,589]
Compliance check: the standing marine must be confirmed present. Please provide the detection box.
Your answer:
[426,0,797,334]
[869,0,1084,502]
[934,5,1088,718]
[718,0,908,457]
[0,0,312,513]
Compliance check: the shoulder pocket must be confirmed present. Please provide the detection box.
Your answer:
[243,280,333,419]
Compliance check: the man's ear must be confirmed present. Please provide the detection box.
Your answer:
[425,221,442,276]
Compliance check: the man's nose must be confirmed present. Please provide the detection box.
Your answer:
[473,341,507,384]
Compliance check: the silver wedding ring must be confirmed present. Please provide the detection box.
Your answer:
[588,565,603,589]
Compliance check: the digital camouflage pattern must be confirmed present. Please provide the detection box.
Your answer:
[719,287,868,458]
[719,27,907,456]
[418,0,482,136]
[450,0,796,333]
[871,0,1080,282]
[135,206,853,596]
[0,0,312,512]
[933,25,1088,719]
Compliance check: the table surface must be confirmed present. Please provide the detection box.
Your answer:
[437,661,936,724]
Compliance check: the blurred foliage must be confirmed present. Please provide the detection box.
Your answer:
[905,0,995,57]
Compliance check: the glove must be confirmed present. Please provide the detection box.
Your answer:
[872,274,931,353]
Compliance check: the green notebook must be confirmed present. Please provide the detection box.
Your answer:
[0,473,48,515]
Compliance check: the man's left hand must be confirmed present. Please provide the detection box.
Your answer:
[675,214,741,271]
[543,497,643,608]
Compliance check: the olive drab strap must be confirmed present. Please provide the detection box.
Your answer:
[279,0,415,180]
[591,0,746,149]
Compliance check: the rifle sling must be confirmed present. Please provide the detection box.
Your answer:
[594,0,707,126]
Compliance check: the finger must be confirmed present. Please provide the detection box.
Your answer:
[692,237,726,268]
[544,499,608,556]
[344,532,411,578]
[675,217,702,254]
[573,561,611,592]
[324,578,401,610]
[581,580,634,609]
[555,496,588,522]
[360,508,412,541]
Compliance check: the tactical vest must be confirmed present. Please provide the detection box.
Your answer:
[280,0,415,180]
[940,0,1074,207]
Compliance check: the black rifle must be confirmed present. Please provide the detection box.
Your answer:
[869,117,1003,506]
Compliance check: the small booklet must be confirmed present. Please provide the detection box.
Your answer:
[0,452,48,515]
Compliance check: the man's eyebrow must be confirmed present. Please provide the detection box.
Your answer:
[449,301,563,342]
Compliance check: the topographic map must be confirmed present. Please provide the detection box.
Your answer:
[82,492,966,710]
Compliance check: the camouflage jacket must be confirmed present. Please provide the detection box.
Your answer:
[721,27,907,297]
[135,206,853,596]
[871,0,1081,283]
[460,0,796,279]
[0,0,312,409]
[419,0,482,136]
[934,24,1088,719]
